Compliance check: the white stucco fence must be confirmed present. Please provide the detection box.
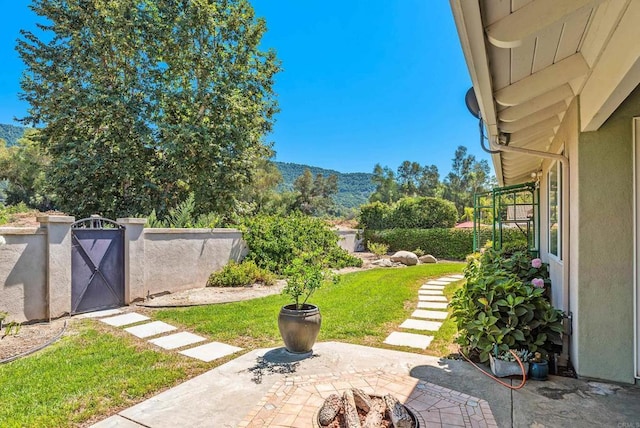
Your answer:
[0,217,360,322]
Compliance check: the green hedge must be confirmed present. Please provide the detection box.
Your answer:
[365,227,527,260]
[358,197,457,230]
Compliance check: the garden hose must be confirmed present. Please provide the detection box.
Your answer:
[458,347,528,390]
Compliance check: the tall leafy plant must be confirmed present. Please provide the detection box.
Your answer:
[450,250,563,362]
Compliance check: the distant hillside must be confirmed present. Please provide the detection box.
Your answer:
[274,161,375,210]
[0,124,26,147]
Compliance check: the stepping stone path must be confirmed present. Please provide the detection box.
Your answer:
[383,275,464,350]
[79,309,242,363]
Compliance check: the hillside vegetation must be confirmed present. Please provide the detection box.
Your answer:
[0,124,27,147]
[274,161,374,210]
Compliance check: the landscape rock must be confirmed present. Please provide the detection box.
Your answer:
[371,258,394,267]
[390,251,419,266]
[419,254,437,264]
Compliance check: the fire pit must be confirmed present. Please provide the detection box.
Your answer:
[316,388,418,428]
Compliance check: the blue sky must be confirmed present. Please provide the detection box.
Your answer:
[0,1,491,177]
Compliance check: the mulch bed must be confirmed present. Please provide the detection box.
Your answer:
[0,319,67,362]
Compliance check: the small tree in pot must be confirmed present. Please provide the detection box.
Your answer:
[278,258,331,354]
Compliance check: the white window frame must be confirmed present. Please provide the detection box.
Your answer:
[548,160,562,260]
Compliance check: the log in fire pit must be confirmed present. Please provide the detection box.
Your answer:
[317,388,418,428]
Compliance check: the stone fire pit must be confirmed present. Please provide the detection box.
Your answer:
[318,389,417,427]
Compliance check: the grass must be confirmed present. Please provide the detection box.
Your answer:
[428,279,465,356]
[0,322,210,428]
[156,262,465,353]
[1,262,466,427]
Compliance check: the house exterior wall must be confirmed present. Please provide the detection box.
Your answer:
[141,228,247,299]
[574,85,640,383]
[0,228,47,322]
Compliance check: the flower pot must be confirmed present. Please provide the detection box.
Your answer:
[278,303,322,354]
[489,354,529,378]
[529,360,549,380]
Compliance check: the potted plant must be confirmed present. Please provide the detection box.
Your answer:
[278,258,327,354]
[529,352,549,380]
[489,348,531,377]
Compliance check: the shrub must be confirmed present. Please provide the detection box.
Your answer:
[367,241,389,256]
[241,213,362,275]
[365,228,530,260]
[358,201,392,230]
[207,261,276,287]
[390,197,458,229]
[0,202,34,226]
[145,194,222,228]
[450,250,563,362]
[413,248,425,257]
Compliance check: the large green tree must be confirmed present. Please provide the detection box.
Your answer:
[18,0,280,218]
[442,146,491,214]
[292,168,338,216]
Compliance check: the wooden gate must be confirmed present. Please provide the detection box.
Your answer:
[71,216,124,314]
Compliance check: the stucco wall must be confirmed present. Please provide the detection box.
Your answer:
[575,85,640,383]
[334,229,364,253]
[0,228,47,322]
[141,228,247,298]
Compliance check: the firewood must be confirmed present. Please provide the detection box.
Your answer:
[318,394,342,426]
[383,394,412,428]
[362,400,386,428]
[343,389,362,428]
[352,388,372,412]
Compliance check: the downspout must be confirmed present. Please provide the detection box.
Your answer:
[483,130,573,365]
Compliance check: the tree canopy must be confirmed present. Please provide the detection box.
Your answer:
[18,0,280,219]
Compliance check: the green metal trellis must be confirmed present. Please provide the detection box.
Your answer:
[473,181,540,256]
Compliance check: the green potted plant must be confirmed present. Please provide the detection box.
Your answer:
[489,347,531,377]
[278,258,327,354]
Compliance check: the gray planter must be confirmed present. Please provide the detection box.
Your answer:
[278,304,322,354]
[489,354,529,377]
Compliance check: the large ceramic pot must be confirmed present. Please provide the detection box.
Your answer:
[278,303,322,354]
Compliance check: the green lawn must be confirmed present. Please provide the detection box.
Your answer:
[1,262,465,427]
[156,262,465,352]
[0,323,210,428]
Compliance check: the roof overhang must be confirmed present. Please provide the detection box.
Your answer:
[450,0,640,185]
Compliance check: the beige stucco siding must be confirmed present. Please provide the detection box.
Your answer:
[0,228,47,322]
[575,85,640,383]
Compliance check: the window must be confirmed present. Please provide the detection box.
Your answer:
[548,161,561,258]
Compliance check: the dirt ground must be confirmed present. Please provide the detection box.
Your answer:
[0,318,67,361]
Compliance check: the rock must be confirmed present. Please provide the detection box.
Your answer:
[342,390,362,428]
[419,254,437,264]
[362,399,386,428]
[383,394,413,428]
[318,394,342,426]
[390,251,418,266]
[371,258,393,267]
[352,388,372,412]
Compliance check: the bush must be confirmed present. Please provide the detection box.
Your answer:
[367,241,389,256]
[241,213,362,274]
[0,202,34,226]
[358,197,457,230]
[207,261,276,287]
[390,197,458,229]
[365,227,530,260]
[449,249,563,362]
[358,201,392,230]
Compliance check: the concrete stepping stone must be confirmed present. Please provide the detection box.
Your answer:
[383,332,433,349]
[419,290,443,295]
[421,284,445,290]
[179,342,242,362]
[400,319,443,331]
[417,301,448,310]
[76,308,123,319]
[449,274,464,279]
[411,309,448,320]
[435,277,458,283]
[426,280,450,285]
[100,313,150,327]
[418,295,447,302]
[125,321,177,338]
[149,332,206,350]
